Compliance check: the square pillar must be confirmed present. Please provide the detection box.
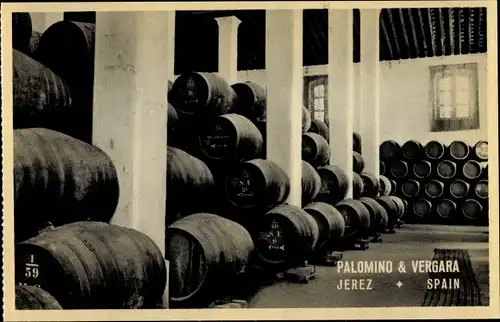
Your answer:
[359,9,381,176]
[215,16,241,84]
[328,9,355,198]
[92,11,175,256]
[166,13,176,82]
[29,12,64,33]
[265,10,303,207]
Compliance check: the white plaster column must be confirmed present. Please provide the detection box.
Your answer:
[29,12,64,33]
[92,12,175,256]
[166,13,176,83]
[265,10,303,207]
[328,9,355,198]
[215,16,241,84]
[360,9,381,176]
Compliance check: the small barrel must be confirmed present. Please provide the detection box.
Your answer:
[424,180,445,199]
[14,128,119,243]
[352,172,364,199]
[449,179,470,199]
[388,196,406,219]
[402,140,423,160]
[167,213,254,306]
[13,13,32,52]
[436,199,457,220]
[309,119,329,142]
[302,161,322,206]
[461,199,484,221]
[471,141,488,161]
[380,161,386,175]
[360,172,380,198]
[389,179,398,195]
[474,180,488,200]
[225,159,289,210]
[353,132,362,154]
[199,114,263,161]
[378,175,392,196]
[15,285,63,310]
[303,202,345,250]
[15,221,167,309]
[412,198,433,219]
[315,165,349,205]
[401,179,420,198]
[358,197,389,234]
[375,196,399,224]
[302,106,312,133]
[388,160,409,179]
[413,160,432,179]
[255,204,319,269]
[231,81,267,122]
[335,199,371,239]
[462,160,483,180]
[170,72,236,116]
[424,140,446,160]
[379,140,401,160]
[353,151,365,174]
[302,132,330,167]
[437,160,457,179]
[448,140,470,161]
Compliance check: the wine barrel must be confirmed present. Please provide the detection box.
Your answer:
[302,106,312,133]
[412,198,433,219]
[15,221,167,309]
[13,13,32,52]
[352,172,364,199]
[474,180,488,200]
[380,160,386,175]
[15,285,63,310]
[353,151,365,174]
[360,172,380,198]
[14,128,119,243]
[472,141,488,161]
[335,199,371,239]
[231,81,266,122]
[378,175,392,196]
[402,140,423,160]
[309,118,329,142]
[413,160,432,179]
[401,179,420,198]
[170,72,236,116]
[302,132,330,168]
[389,179,397,195]
[358,197,389,235]
[379,140,401,160]
[388,196,406,219]
[375,196,399,225]
[13,49,73,130]
[225,159,289,210]
[436,199,457,220]
[353,132,362,154]
[449,180,470,199]
[315,165,349,205]
[462,160,483,180]
[167,213,254,306]
[303,202,345,250]
[302,161,322,206]
[255,204,319,270]
[388,160,409,179]
[199,113,263,161]
[437,160,457,180]
[424,180,445,199]
[448,140,470,161]
[424,140,446,160]
[461,199,484,221]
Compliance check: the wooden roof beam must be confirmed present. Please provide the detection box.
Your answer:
[380,9,394,60]
[407,8,420,58]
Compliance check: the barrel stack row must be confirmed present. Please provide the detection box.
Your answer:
[379,139,489,226]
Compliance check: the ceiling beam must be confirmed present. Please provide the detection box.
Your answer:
[407,8,420,58]
[464,8,471,54]
[387,9,401,58]
[380,9,394,60]
[417,8,430,56]
[436,8,445,56]
[478,8,486,50]
[398,9,411,58]
[427,8,437,57]
[448,8,454,55]
[353,10,360,62]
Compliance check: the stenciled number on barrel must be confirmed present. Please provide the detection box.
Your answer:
[22,254,41,286]
[259,219,285,252]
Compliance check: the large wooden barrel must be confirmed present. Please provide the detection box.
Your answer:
[380,160,386,175]
[302,132,330,168]
[302,106,312,133]
[14,128,119,243]
[352,172,364,199]
[424,180,445,199]
[378,175,392,196]
[375,196,399,227]
[303,202,345,250]
[437,160,457,180]
[315,165,349,205]
[309,119,329,142]
[231,81,266,123]
[411,198,433,219]
[15,285,63,310]
[255,204,319,270]
[13,13,32,52]
[449,179,470,199]
[170,72,236,116]
[401,179,420,198]
[360,172,380,198]
[358,197,389,235]
[379,140,401,160]
[302,161,322,206]
[388,196,406,219]
[353,151,365,174]
[424,140,446,160]
[13,49,73,130]
[388,160,409,179]
[461,199,484,221]
[472,140,488,161]
[353,132,362,154]
[335,199,371,239]
[167,213,254,307]
[474,180,488,200]
[199,113,263,161]
[436,199,457,220]
[462,160,483,180]
[225,159,289,210]
[402,140,423,160]
[15,221,167,309]
[448,140,470,161]
[413,160,432,179]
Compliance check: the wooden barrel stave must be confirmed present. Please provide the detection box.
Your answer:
[352,172,364,199]
[335,199,371,239]
[378,175,392,196]
[303,202,345,250]
[315,165,349,205]
[353,132,362,154]
[353,151,365,174]
[359,197,389,235]
[302,106,312,133]
[15,285,63,310]
[231,81,267,123]
[309,119,329,142]
[302,161,322,206]
[380,161,386,175]
[360,172,380,198]
[302,132,330,168]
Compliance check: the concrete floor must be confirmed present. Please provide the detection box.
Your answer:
[248,224,489,308]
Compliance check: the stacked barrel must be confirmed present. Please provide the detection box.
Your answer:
[379,139,488,226]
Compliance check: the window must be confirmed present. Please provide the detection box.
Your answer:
[430,63,479,132]
[304,75,328,124]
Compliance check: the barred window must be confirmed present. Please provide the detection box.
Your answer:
[304,75,328,124]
